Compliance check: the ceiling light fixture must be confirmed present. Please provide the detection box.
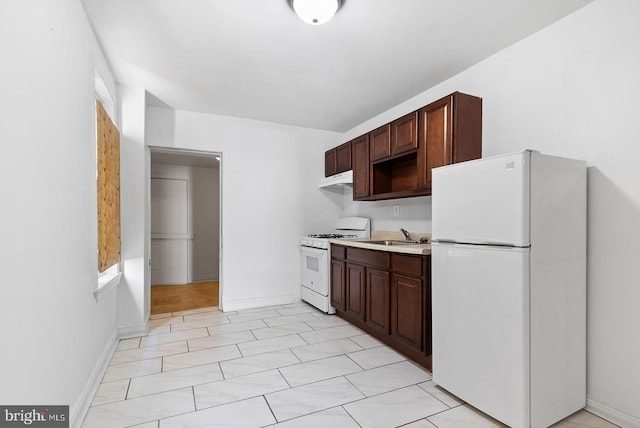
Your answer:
[289,0,343,25]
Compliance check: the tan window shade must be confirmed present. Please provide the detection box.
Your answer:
[97,100,121,273]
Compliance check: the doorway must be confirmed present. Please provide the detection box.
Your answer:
[151,176,189,285]
[148,148,221,315]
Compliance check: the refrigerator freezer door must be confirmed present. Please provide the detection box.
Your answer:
[432,242,530,428]
[432,151,530,247]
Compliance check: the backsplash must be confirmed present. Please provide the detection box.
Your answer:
[342,193,432,233]
[371,230,431,242]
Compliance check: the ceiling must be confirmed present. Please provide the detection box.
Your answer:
[82,0,592,133]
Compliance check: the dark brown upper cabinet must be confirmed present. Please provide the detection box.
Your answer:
[324,141,352,177]
[325,148,337,177]
[417,92,482,192]
[352,134,370,200]
[391,111,419,156]
[336,141,352,173]
[369,124,391,162]
[370,112,418,163]
[324,91,481,200]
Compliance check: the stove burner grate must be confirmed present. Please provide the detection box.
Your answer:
[307,233,357,239]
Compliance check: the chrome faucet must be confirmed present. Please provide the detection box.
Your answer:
[401,228,411,240]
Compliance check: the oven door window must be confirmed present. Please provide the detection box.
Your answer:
[306,255,320,272]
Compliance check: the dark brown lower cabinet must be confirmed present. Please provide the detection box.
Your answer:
[330,244,432,370]
[346,263,366,321]
[366,268,390,335]
[391,274,422,351]
[330,259,346,311]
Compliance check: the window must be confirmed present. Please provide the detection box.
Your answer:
[95,98,122,299]
[96,99,121,272]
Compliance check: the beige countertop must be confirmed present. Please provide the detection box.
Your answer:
[330,231,432,256]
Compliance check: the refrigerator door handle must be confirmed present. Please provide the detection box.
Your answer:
[432,240,529,249]
[431,239,457,245]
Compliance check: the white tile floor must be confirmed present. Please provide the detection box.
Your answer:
[82,302,618,428]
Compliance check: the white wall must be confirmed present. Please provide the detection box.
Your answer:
[118,86,150,336]
[146,108,342,310]
[0,1,119,425]
[342,194,432,235]
[341,0,640,425]
[7,2,634,427]
[192,166,220,281]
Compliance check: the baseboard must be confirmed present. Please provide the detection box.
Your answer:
[221,295,293,312]
[587,396,640,428]
[191,277,218,283]
[70,328,118,428]
[151,279,218,286]
[118,319,150,339]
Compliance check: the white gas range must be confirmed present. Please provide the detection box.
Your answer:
[300,217,371,314]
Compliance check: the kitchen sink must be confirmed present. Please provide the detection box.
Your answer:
[365,240,420,246]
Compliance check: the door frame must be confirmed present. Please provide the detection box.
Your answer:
[147,146,223,311]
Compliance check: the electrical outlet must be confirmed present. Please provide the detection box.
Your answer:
[393,205,400,216]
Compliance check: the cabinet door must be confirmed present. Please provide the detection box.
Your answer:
[352,134,370,200]
[423,256,432,356]
[450,93,483,164]
[391,111,418,156]
[366,268,390,335]
[369,124,391,162]
[417,95,453,191]
[336,141,352,173]
[346,263,366,321]
[330,259,346,311]
[391,273,423,351]
[417,92,482,192]
[325,148,337,177]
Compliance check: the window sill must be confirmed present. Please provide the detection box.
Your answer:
[94,272,122,302]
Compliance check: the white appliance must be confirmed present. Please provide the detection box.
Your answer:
[318,170,353,189]
[431,150,586,428]
[300,217,370,314]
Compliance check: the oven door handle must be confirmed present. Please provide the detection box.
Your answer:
[299,246,328,255]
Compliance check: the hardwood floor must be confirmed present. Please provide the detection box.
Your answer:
[150,281,219,315]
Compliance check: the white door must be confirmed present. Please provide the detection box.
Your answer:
[432,151,531,246]
[151,178,189,285]
[432,242,530,428]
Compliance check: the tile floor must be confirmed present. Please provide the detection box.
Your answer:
[82,302,618,428]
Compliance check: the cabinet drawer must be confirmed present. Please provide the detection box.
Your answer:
[347,247,390,269]
[392,254,423,277]
[331,245,346,260]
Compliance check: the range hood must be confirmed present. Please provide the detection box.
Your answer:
[319,170,353,189]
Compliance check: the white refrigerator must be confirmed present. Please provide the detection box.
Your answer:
[431,150,586,428]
